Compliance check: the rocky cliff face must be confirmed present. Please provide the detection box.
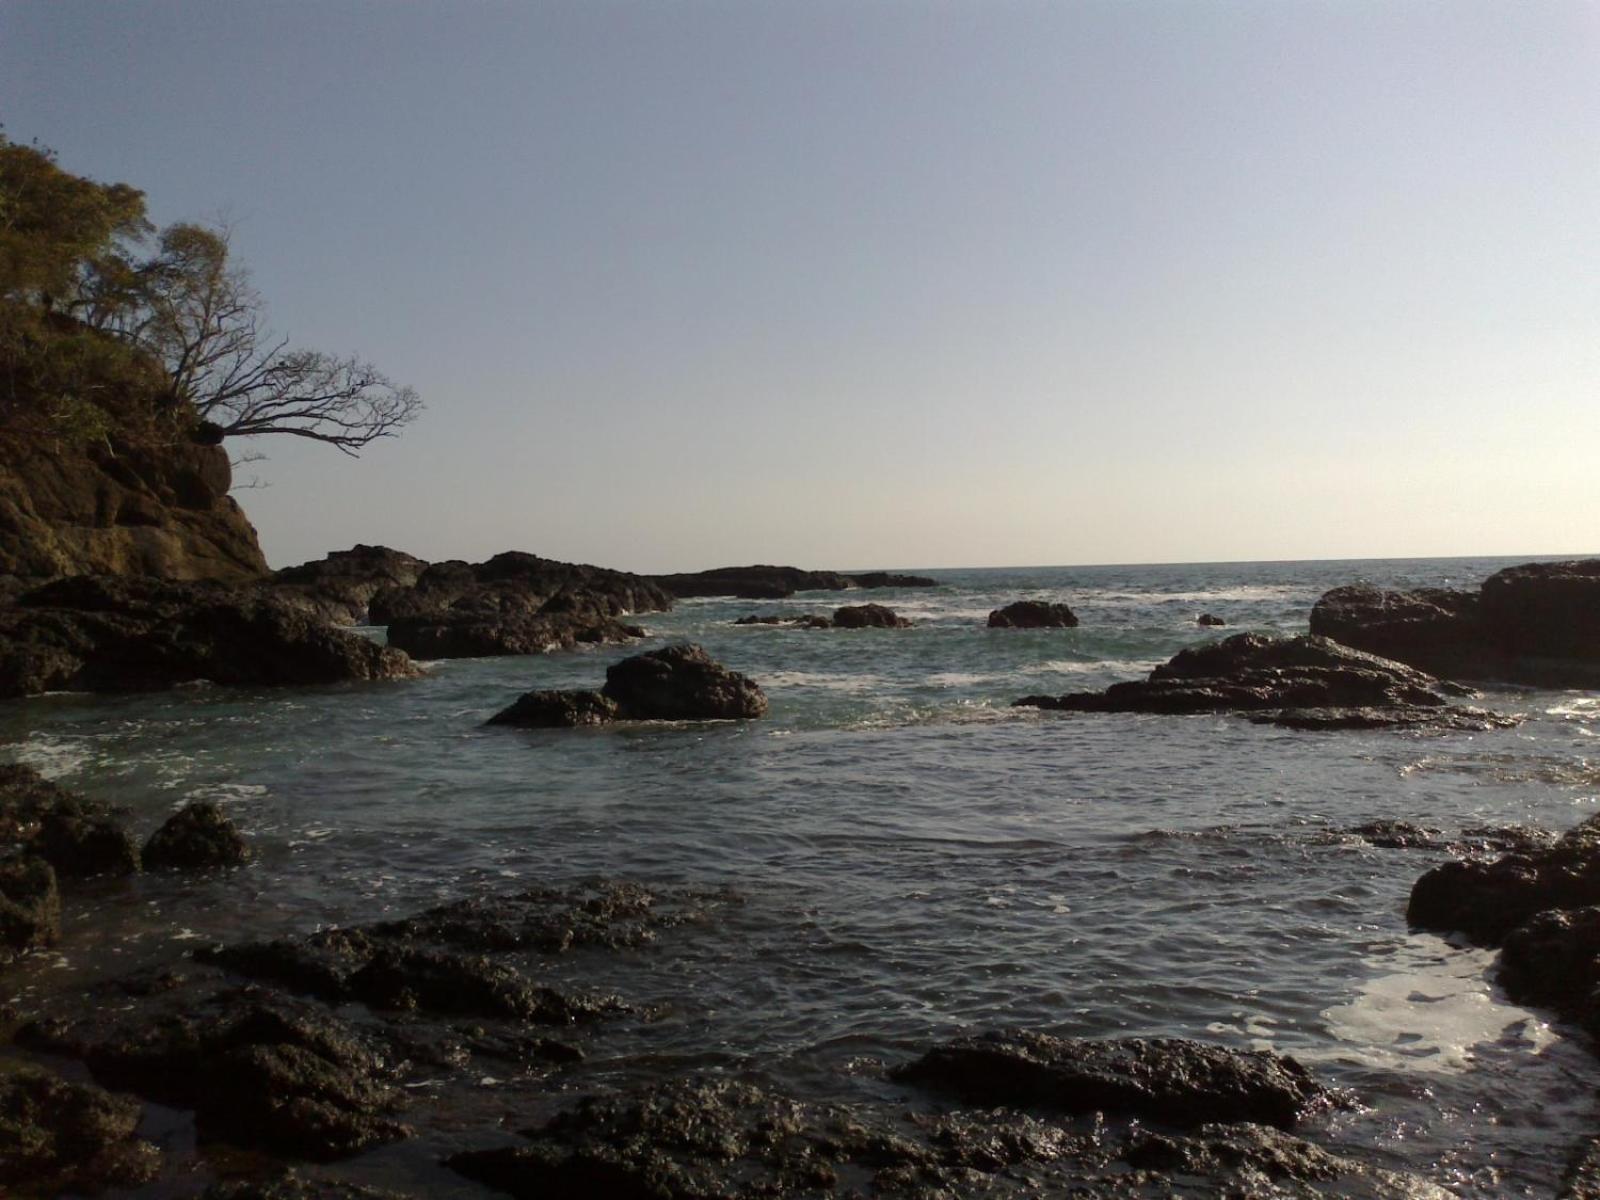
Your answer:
[0,427,267,584]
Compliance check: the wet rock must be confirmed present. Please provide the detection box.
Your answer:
[203,1172,415,1200]
[1562,1136,1600,1200]
[385,612,646,659]
[484,689,620,728]
[833,603,912,629]
[734,613,834,629]
[601,643,767,719]
[1310,560,1600,688]
[0,1067,160,1196]
[1350,820,1442,850]
[0,761,112,842]
[893,1030,1335,1130]
[20,985,409,1161]
[1408,814,1600,943]
[143,800,252,870]
[0,575,418,697]
[0,855,59,959]
[988,600,1080,629]
[1015,633,1517,733]
[1498,906,1600,1035]
[654,565,936,600]
[1197,613,1226,626]
[33,808,140,876]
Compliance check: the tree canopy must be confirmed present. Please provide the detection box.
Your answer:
[0,132,421,455]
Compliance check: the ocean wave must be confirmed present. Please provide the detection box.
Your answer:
[2,733,95,779]
[762,670,890,694]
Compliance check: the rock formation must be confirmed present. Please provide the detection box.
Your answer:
[989,600,1080,628]
[488,643,767,727]
[653,564,936,599]
[267,544,428,624]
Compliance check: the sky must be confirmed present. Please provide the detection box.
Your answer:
[3,1,1596,572]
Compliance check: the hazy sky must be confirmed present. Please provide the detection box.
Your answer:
[3,2,1596,571]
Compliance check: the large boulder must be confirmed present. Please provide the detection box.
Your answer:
[1015,633,1515,732]
[0,763,139,880]
[893,1030,1334,1130]
[143,801,252,870]
[0,856,60,962]
[488,644,768,728]
[0,1068,160,1196]
[832,603,912,629]
[602,644,768,719]
[0,575,418,697]
[989,600,1079,628]
[1310,560,1600,687]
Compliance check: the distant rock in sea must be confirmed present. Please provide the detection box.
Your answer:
[1310,558,1600,688]
[1014,632,1519,732]
[488,643,767,727]
[731,604,913,630]
[1197,612,1226,626]
[988,600,1079,628]
[653,564,936,599]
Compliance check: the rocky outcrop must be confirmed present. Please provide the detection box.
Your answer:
[0,1068,160,1196]
[267,545,428,624]
[367,551,669,658]
[0,574,417,697]
[1310,560,1600,687]
[989,600,1079,628]
[489,644,767,728]
[1,761,139,881]
[0,424,268,584]
[653,564,936,599]
[832,602,913,629]
[446,1072,1438,1200]
[143,801,252,870]
[1014,633,1517,732]
[1197,613,1226,626]
[893,1030,1335,1130]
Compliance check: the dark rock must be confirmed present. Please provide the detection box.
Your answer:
[143,800,252,870]
[1408,815,1600,943]
[1015,633,1513,732]
[734,612,834,629]
[0,1068,160,1196]
[386,612,646,659]
[1196,613,1226,626]
[832,603,912,629]
[33,807,140,876]
[485,689,620,728]
[1310,560,1600,687]
[1499,906,1600,1035]
[269,545,429,625]
[0,574,418,697]
[654,564,935,599]
[1351,820,1442,849]
[21,986,410,1161]
[894,1029,1335,1130]
[0,855,60,960]
[601,643,767,720]
[0,760,116,843]
[203,1172,413,1200]
[988,600,1079,629]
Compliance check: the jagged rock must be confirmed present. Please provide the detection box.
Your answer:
[600,643,768,719]
[832,603,912,629]
[988,600,1080,629]
[143,801,252,870]
[1197,613,1226,626]
[1310,560,1600,687]
[1408,814,1600,943]
[653,564,936,599]
[0,422,267,583]
[1015,633,1516,732]
[33,808,140,876]
[0,855,60,961]
[19,986,410,1161]
[0,574,418,697]
[0,1068,160,1196]
[268,545,429,624]
[894,1030,1335,1130]
[485,689,620,728]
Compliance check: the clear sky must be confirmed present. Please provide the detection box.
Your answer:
[3,2,1596,572]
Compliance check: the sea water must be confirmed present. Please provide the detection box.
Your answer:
[3,555,1598,1195]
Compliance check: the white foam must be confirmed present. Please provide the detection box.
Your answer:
[1547,697,1600,721]
[1310,934,1558,1074]
[5,734,94,779]
[183,781,269,807]
[762,670,889,694]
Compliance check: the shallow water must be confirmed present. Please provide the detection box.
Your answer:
[4,555,1599,1196]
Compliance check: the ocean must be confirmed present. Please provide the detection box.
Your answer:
[3,554,1598,1196]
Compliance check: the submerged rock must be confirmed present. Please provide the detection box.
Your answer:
[1197,613,1226,626]
[0,1068,160,1196]
[1310,559,1600,688]
[0,575,418,697]
[143,801,252,870]
[894,1029,1335,1130]
[1015,633,1517,732]
[988,600,1080,629]
[0,855,60,961]
[490,644,767,728]
[734,613,834,629]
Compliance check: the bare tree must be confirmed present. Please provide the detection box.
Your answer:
[95,222,421,454]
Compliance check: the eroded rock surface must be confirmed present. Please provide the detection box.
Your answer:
[1015,633,1517,733]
